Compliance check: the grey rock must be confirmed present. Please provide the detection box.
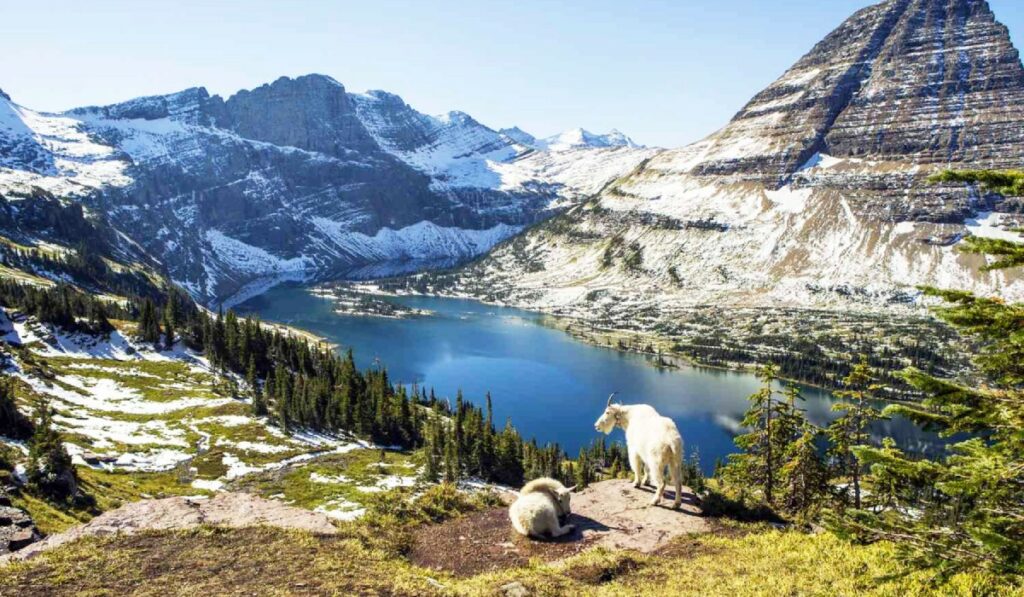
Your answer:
[0,505,41,555]
[5,492,338,562]
[500,581,530,597]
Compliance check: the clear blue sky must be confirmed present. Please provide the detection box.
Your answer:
[3,0,1022,148]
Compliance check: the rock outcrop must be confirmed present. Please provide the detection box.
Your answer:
[0,491,41,556]
[4,492,339,562]
[409,479,708,577]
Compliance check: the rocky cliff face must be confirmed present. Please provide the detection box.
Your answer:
[0,75,650,304]
[433,0,1024,327]
[678,0,1024,186]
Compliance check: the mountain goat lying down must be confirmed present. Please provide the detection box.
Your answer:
[509,477,577,539]
[595,394,683,508]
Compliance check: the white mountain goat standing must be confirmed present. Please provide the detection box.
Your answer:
[509,477,577,539]
[594,394,683,508]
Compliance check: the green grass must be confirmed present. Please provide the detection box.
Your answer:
[3,505,1019,596]
[229,448,422,513]
[44,357,223,404]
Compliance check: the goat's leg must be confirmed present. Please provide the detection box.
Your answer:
[670,457,683,509]
[649,461,666,507]
[629,450,644,488]
[544,508,575,538]
[550,523,576,538]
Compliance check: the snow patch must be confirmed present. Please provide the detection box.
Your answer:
[965,211,1024,242]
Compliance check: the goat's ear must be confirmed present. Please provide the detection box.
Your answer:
[564,485,578,493]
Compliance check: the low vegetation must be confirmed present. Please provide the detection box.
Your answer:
[2,507,1019,596]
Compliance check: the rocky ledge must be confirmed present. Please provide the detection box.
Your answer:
[3,492,338,563]
[0,490,41,556]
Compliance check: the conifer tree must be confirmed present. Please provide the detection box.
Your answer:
[725,364,795,506]
[246,356,266,417]
[781,421,827,517]
[834,170,1024,576]
[443,425,459,484]
[27,401,78,502]
[162,306,175,350]
[575,447,592,489]
[0,378,32,440]
[137,298,161,345]
[826,356,883,509]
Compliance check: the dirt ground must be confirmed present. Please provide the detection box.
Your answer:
[409,479,710,577]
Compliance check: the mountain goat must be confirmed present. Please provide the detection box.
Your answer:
[594,394,683,508]
[509,477,577,539]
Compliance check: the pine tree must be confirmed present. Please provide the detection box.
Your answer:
[137,298,161,345]
[575,447,592,489]
[443,425,459,484]
[833,170,1024,576]
[0,378,32,440]
[161,296,178,350]
[246,356,267,417]
[421,410,441,483]
[781,421,827,517]
[27,401,79,502]
[826,356,883,509]
[724,364,794,506]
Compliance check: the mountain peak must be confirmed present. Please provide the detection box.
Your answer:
[68,86,212,123]
[540,128,641,151]
[498,127,537,147]
[674,0,1024,185]
[0,88,9,102]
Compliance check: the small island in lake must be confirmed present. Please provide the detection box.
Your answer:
[311,285,432,319]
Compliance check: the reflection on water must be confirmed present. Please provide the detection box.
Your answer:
[238,284,949,473]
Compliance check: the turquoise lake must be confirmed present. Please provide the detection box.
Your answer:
[238,284,945,473]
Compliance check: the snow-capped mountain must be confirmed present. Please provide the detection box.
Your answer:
[0,75,650,305]
[537,128,642,151]
[431,0,1024,328]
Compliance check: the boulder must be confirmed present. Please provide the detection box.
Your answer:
[0,504,41,555]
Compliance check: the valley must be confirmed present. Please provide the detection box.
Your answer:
[1,0,1023,593]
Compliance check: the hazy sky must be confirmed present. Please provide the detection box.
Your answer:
[3,0,1023,148]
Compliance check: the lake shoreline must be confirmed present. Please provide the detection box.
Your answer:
[235,283,949,470]
[337,283,849,397]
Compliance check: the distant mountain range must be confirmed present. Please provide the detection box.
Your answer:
[1,0,1023,321]
[0,77,653,305]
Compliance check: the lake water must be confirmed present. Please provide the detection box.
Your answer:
[238,284,945,473]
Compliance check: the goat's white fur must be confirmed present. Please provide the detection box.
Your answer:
[594,398,683,508]
[509,477,576,538]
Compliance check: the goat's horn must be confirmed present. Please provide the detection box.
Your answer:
[606,392,617,407]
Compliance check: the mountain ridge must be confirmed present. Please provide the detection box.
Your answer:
[407,0,1024,335]
[0,75,652,305]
